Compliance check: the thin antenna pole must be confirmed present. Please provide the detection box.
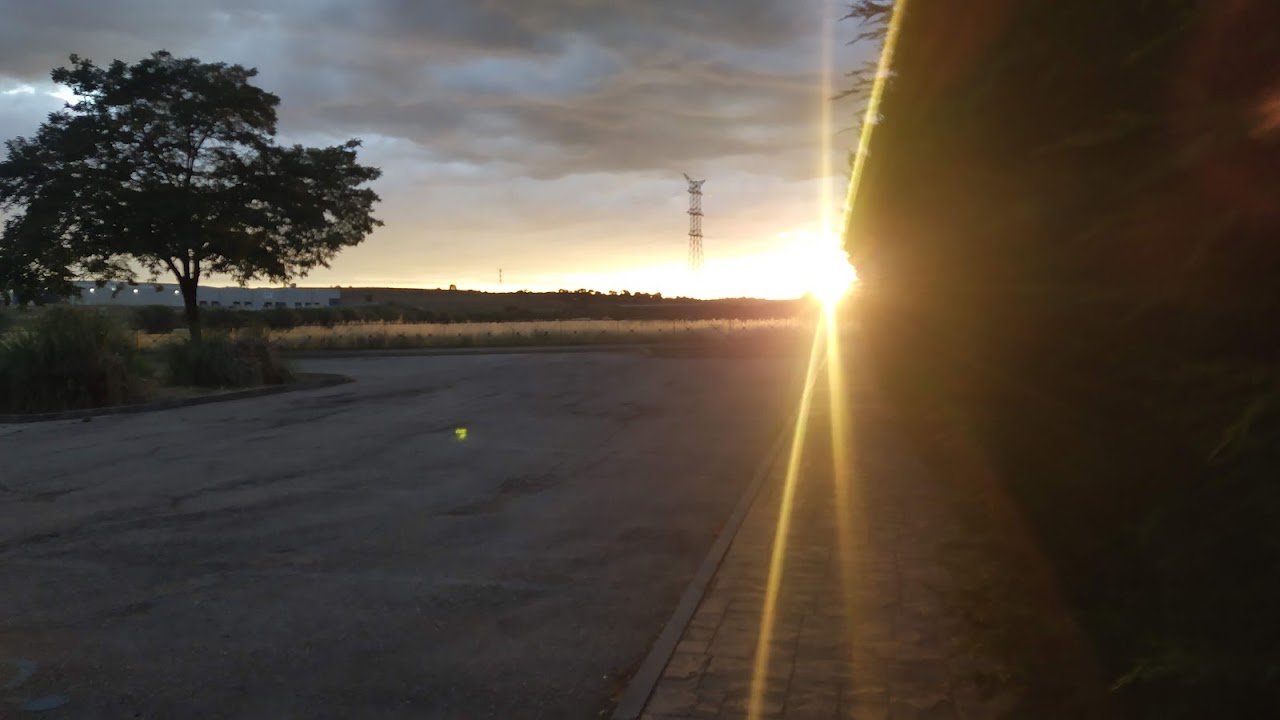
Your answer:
[684,174,705,271]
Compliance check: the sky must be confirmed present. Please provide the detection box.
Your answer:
[0,1,870,299]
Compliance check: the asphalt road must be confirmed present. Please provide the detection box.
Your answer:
[0,349,802,719]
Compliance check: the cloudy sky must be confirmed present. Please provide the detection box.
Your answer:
[0,1,869,298]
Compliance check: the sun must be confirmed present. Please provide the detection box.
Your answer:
[788,228,858,305]
[550,227,858,302]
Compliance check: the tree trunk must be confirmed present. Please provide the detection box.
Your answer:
[178,277,202,343]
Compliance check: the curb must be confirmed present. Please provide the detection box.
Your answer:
[611,413,794,720]
[0,373,352,424]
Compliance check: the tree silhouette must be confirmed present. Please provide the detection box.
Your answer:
[0,51,382,340]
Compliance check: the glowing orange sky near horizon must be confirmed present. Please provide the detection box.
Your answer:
[417,226,854,300]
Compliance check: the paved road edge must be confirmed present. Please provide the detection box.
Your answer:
[611,413,793,720]
[0,373,353,424]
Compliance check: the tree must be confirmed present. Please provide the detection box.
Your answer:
[0,51,381,340]
[838,1,893,106]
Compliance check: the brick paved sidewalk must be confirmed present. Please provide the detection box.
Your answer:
[632,384,1116,719]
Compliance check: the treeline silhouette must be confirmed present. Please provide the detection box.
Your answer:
[848,1,1280,717]
[131,292,807,334]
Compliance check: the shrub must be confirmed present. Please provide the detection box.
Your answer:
[0,310,12,336]
[261,306,299,330]
[203,307,266,331]
[162,333,294,388]
[396,306,437,323]
[233,332,293,385]
[366,304,403,322]
[296,307,338,328]
[0,307,147,413]
[133,305,181,334]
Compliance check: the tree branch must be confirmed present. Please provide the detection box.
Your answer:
[163,256,182,281]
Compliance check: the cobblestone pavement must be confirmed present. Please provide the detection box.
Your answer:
[636,363,1117,720]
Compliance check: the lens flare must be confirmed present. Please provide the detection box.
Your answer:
[808,230,859,306]
[746,1,908,717]
[824,302,863,677]
[748,313,827,719]
[841,0,910,244]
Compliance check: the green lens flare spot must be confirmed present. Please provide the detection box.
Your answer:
[454,427,467,440]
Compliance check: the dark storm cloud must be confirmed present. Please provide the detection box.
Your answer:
[276,0,824,179]
[0,0,830,180]
[310,52,814,179]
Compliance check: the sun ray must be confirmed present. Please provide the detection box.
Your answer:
[824,302,864,669]
[841,0,909,246]
[747,314,827,719]
[747,3,909,716]
[819,0,837,233]
[828,0,908,679]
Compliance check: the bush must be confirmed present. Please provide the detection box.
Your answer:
[0,307,147,413]
[0,310,12,335]
[261,306,299,330]
[162,333,294,388]
[397,306,437,323]
[133,305,180,334]
[366,304,403,322]
[296,307,338,328]
[201,307,260,331]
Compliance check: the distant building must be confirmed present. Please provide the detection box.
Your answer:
[68,282,340,310]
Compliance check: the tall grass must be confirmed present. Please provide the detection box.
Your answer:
[161,332,294,388]
[0,307,148,413]
[137,317,802,351]
[132,305,181,334]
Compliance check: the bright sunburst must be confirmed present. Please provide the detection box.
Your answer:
[747,0,905,716]
[787,228,858,305]
[535,227,857,301]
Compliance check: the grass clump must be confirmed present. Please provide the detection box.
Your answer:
[0,307,148,413]
[162,332,294,388]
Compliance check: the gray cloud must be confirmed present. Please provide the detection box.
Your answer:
[0,0,868,292]
[0,0,830,177]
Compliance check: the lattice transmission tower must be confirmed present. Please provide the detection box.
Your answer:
[683,174,705,271]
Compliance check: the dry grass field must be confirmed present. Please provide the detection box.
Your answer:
[134,317,803,351]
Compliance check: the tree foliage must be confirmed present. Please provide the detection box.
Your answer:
[847,1,1280,716]
[849,1,1280,316]
[838,1,893,105]
[0,51,382,338]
